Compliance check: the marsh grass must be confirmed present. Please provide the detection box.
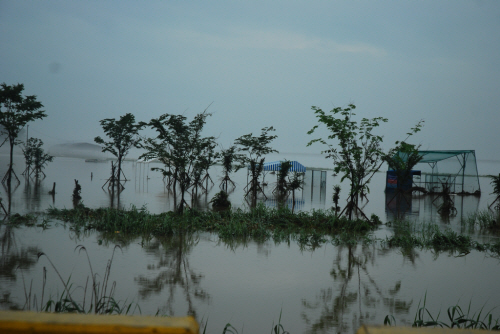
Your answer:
[46,203,378,247]
[21,245,139,314]
[386,294,500,330]
[384,219,500,256]
[462,210,500,232]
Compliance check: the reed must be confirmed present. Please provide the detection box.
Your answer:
[23,246,140,315]
[385,294,500,330]
[462,210,500,231]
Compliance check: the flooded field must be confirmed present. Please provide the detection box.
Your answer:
[1,153,500,333]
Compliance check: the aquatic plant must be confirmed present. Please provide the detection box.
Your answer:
[437,181,457,216]
[488,174,500,210]
[28,246,139,315]
[384,219,500,256]
[386,295,500,330]
[72,179,82,206]
[210,190,231,210]
[462,210,500,232]
[46,203,378,246]
[332,185,341,215]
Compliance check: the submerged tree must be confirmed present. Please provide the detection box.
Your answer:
[72,179,82,207]
[218,145,243,193]
[94,113,144,190]
[0,83,46,184]
[307,104,387,220]
[273,160,292,199]
[141,110,215,213]
[332,185,341,215]
[288,170,305,213]
[235,126,278,205]
[22,137,54,179]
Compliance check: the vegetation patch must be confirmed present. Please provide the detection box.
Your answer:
[46,204,379,246]
[384,219,500,256]
[385,295,500,330]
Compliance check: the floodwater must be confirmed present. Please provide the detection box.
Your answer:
[1,153,500,333]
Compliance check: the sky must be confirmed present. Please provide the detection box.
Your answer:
[1,0,500,162]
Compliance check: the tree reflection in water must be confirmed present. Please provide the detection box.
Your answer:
[0,224,40,310]
[135,232,210,317]
[301,243,412,334]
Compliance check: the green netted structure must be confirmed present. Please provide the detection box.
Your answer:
[395,150,481,194]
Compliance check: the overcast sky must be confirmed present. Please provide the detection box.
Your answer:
[1,1,499,161]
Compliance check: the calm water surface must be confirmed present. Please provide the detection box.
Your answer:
[1,153,500,333]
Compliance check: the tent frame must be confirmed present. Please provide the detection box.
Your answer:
[412,150,480,194]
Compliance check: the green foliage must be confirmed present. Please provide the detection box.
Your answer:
[0,83,46,183]
[219,145,243,192]
[411,295,500,330]
[462,210,500,231]
[489,174,500,197]
[235,126,278,161]
[235,126,278,203]
[22,137,54,178]
[332,185,341,213]
[94,113,143,186]
[307,104,387,219]
[94,113,143,158]
[72,180,82,204]
[384,220,500,256]
[141,110,216,213]
[47,204,378,246]
[274,160,292,198]
[29,247,139,315]
[383,120,425,192]
[210,191,231,209]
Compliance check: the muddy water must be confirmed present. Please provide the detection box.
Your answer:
[1,154,500,333]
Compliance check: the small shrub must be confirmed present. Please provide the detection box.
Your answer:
[210,191,231,210]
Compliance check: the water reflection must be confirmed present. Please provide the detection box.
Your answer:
[0,224,41,310]
[384,190,481,226]
[135,233,210,317]
[301,244,412,334]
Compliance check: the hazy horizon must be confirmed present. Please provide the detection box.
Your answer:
[2,1,500,161]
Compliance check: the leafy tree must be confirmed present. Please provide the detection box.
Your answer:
[288,170,305,213]
[141,110,215,213]
[235,126,278,205]
[0,83,46,184]
[191,135,218,199]
[307,104,387,220]
[22,137,54,179]
[273,160,292,199]
[94,113,144,190]
[198,139,218,193]
[218,145,243,193]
